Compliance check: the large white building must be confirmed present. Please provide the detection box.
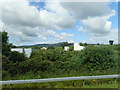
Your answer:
[64,46,69,51]
[74,43,85,51]
[41,47,47,50]
[11,48,32,58]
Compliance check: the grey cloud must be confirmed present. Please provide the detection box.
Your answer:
[3,23,74,44]
[3,24,37,42]
[85,29,118,44]
[61,2,111,19]
[20,27,38,37]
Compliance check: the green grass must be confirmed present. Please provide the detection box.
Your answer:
[2,69,119,88]
[2,81,118,88]
[82,83,118,88]
[3,68,119,81]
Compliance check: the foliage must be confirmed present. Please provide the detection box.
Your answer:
[69,45,74,51]
[2,33,118,88]
[3,45,119,78]
[80,46,117,71]
[109,40,114,45]
[2,55,12,71]
[1,31,9,43]
[48,46,55,49]
[32,46,41,49]
[9,43,17,48]
[59,42,69,48]
[1,31,11,57]
[97,43,100,45]
[9,51,27,63]
[84,43,88,46]
[79,42,84,46]
[2,55,13,78]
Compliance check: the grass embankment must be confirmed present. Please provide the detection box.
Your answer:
[83,83,118,88]
[2,81,118,88]
[3,67,118,80]
[2,68,119,88]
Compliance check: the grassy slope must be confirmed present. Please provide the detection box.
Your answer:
[82,83,118,88]
[2,83,118,88]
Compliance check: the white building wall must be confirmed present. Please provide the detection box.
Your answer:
[64,46,69,51]
[11,48,23,53]
[11,48,32,58]
[24,48,32,57]
[74,43,85,51]
[41,47,47,50]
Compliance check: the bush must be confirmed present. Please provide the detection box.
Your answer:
[2,45,118,80]
[80,46,117,71]
[69,46,74,51]
[9,51,27,63]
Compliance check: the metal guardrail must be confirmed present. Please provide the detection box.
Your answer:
[0,74,119,85]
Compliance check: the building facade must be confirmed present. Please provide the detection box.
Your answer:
[74,43,85,51]
[64,46,69,51]
[11,48,32,58]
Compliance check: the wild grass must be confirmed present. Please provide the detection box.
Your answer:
[2,80,118,88]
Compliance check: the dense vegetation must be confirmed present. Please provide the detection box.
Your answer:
[1,31,119,88]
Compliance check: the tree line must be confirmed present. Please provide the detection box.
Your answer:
[0,31,119,81]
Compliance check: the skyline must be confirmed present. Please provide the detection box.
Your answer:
[0,0,118,45]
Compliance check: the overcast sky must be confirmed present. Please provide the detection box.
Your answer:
[0,0,118,45]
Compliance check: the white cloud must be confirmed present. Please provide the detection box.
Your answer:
[1,0,76,45]
[78,9,117,44]
[2,1,42,27]
[38,35,47,40]
[1,0,117,45]
[0,21,4,31]
[46,30,74,40]
[60,32,74,37]
[78,10,116,36]
[2,1,75,29]
[39,2,75,30]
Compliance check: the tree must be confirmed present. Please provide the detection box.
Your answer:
[69,46,74,51]
[97,43,100,45]
[60,42,69,48]
[79,42,84,46]
[48,46,55,49]
[109,40,114,45]
[2,31,9,43]
[2,55,12,71]
[9,43,17,48]
[1,31,11,57]
[81,46,116,71]
[9,51,27,63]
[84,43,88,46]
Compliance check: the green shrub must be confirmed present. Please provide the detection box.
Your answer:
[80,46,117,71]
[9,51,27,63]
